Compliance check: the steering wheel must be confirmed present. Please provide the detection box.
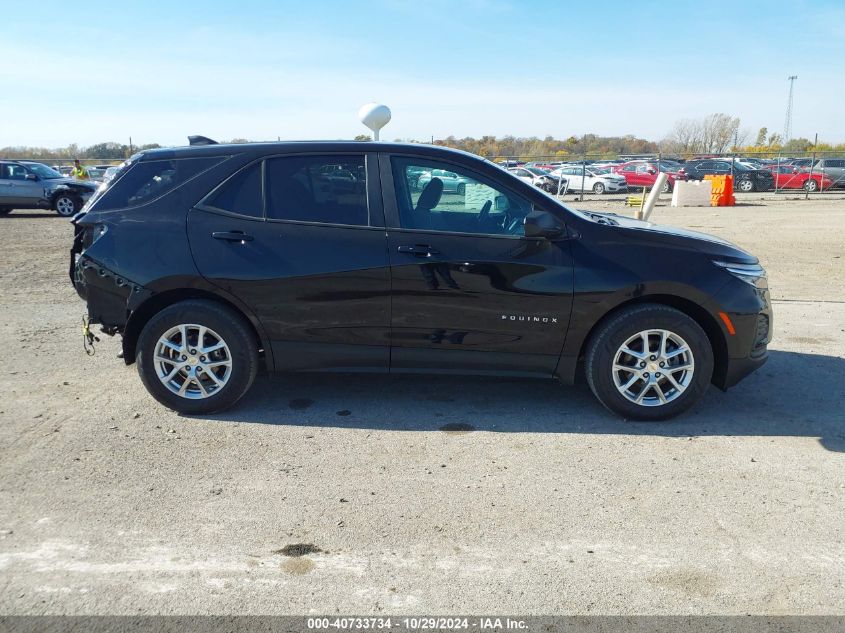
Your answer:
[477,200,492,224]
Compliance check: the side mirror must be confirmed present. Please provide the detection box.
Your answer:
[524,209,564,239]
[648,169,656,175]
[25,173,38,181]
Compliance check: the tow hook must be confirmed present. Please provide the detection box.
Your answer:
[82,315,100,355]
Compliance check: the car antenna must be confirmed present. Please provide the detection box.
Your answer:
[187,135,218,146]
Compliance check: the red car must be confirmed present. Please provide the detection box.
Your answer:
[612,161,684,193]
[765,165,833,192]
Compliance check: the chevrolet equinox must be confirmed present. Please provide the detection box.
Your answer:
[70,141,772,420]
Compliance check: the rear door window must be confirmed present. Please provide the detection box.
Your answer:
[205,162,263,218]
[95,157,222,210]
[265,155,368,226]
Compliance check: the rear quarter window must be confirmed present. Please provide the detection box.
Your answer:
[94,157,222,210]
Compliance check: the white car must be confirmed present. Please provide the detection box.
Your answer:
[507,167,566,193]
[551,165,628,194]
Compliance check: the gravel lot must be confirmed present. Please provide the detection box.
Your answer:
[0,195,844,616]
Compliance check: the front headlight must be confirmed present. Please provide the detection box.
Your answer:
[713,260,767,287]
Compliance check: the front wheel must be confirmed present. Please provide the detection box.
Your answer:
[54,194,81,216]
[585,304,713,421]
[803,179,819,192]
[592,182,605,195]
[737,179,755,192]
[660,179,672,194]
[136,300,259,414]
[0,207,11,216]
[456,183,466,195]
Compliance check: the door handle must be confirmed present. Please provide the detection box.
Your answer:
[212,231,254,242]
[397,244,440,257]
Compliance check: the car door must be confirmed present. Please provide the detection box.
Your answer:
[0,163,16,206]
[381,153,574,375]
[2,164,42,205]
[188,153,391,372]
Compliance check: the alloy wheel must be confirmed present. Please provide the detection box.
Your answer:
[154,324,232,399]
[611,329,695,407]
[55,196,77,216]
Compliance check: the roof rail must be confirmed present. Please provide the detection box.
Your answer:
[187,135,218,146]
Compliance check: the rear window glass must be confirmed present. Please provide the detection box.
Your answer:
[95,157,221,210]
[206,163,263,217]
[265,155,368,225]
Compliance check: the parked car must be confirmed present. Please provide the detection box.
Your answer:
[103,165,123,183]
[70,140,771,421]
[0,160,99,216]
[783,157,814,169]
[612,161,683,193]
[552,165,628,194]
[811,158,845,188]
[416,168,473,194]
[765,165,833,192]
[83,167,107,183]
[507,166,566,193]
[679,160,774,192]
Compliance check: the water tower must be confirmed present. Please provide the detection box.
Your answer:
[358,103,391,141]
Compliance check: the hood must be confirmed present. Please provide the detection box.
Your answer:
[47,177,99,191]
[582,211,758,263]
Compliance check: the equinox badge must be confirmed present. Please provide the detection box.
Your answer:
[501,315,558,323]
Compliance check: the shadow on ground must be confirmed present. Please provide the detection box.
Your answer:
[2,211,60,219]
[206,350,845,452]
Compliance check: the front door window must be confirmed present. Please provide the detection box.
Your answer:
[391,157,532,237]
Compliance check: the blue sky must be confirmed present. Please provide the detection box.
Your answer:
[3,0,844,147]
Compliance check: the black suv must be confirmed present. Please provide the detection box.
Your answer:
[71,141,772,420]
[679,159,774,192]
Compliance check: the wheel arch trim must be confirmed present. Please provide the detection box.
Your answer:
[555,294,729,389]
[122,287,273,370]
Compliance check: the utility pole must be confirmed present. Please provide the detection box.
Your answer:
[783,75,797,143]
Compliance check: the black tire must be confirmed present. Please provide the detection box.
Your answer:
[803,179,819,192]
[660,179,672,194]
[585,304,713,421]
[592,182,605,195]
[0,207,11,216]
[54,194,82,217]
[456,183,466,195]
[136,300,259,414]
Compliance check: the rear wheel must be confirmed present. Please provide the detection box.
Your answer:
[136,300,259,414]
[660,179,672,194]
[54,194,81,217]
[803,179,819,192]
[585,304,713,421]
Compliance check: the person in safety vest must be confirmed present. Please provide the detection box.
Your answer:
[70,159,90,180]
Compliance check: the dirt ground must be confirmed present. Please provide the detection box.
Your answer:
[0,195,843,615]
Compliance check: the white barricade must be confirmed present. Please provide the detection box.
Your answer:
[671,180,712,207]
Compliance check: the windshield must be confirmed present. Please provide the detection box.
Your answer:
[525,167,548,175]
[25,163,63,179]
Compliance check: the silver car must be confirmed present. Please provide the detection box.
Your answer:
[415,168,474,194]
[0,161,98,216]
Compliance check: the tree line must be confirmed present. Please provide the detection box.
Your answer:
[4,117,843,162]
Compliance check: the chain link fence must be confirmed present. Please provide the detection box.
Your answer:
[488,150,845,198]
